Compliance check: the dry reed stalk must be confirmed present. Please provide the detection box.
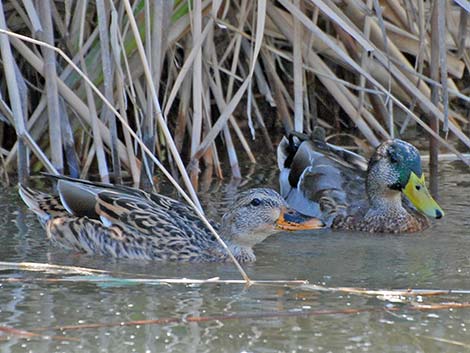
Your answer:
[236,50,274,144]
[344,3,469,145]
[0,260,306,287]
[78,3,109,183]
[19,131,58,175]
[20,0,42,32]
[0,276,308,287]
[108,4,142,185]
[385,25,464,78]
[436,1,450,136]
[207,42,255,165]
[302,283,470,298]
[0,96,13,125]
[152,0,172,96]
[80,144,96,179]
[200,77,215,174]
[189,0,204,188]
[6,260,470,299]
[174,72,192,153]
[140,0,156,189]
[311,0,374,52]
[261,48,294,133]
[224,0,250,101]
[357,0,374,130]
[0,146,9,185]
[0,261,110,275]
[3,24,97,172]
[163,18,213,121]
[3,97,45,170]
[293,0,303,132]
[110,14,139,185]
[150,0,174,184]
[96,0,121,183]
[0,0,29,183]
[429,1,441,197]
[244,42,275,105]
[202,96,223,179]
[456,6,468,58]
[8,36,132,168]
[192,0,267,161]
[419,335,470,349]
[279,1,469,163]
[122,0,203,210]
[0,326,79,342]
[397,0,425,135]
[222,125,241,178]
[206,60,242,175]
[38,0,64,174]
[59,101,80,178]
[80,63,110,183]
[274,1,465,154]
[230,118,257,163]
[267,5,381,145]
[303,6,320,133]
[201,22,223,176]
[217,1,256,164]
[251,97,274,149]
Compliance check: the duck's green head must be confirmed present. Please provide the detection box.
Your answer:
[367,139,444,219]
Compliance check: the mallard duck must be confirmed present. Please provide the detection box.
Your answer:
[19,176,323,262]
[277,130,444,233]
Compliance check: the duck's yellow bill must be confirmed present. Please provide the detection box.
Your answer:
[275,208,325,231]
[403,172,444,219]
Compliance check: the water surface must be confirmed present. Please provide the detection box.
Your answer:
[1,158,469,352]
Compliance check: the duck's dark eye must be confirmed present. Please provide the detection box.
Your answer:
[389,152,398,164]
[250,198,261,207]
[415,185,421,191]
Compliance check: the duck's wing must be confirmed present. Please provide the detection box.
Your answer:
[278,133,368,225]
[47,179,218,260]
[55,178,212,235]
[46,174,209,228]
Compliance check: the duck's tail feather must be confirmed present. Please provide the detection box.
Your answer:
[18,184,67,227]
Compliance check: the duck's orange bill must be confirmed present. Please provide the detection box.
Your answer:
[275,208,325,231]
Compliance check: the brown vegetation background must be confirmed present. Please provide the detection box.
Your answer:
[0,0,469,200]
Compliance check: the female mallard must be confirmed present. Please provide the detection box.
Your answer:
[277,130,444,233]
[19,176,323,262]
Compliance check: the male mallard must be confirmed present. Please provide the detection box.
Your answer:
[277,131,444,233]
[19,176,323,262]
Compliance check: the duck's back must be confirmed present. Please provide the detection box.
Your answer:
[278,134,370,227]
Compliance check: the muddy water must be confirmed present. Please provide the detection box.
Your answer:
[0,158,469,352]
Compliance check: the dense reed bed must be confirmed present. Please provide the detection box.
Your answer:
[0,0,469,196]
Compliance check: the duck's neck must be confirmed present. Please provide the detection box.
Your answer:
[366,169,405,213]
[218,224,268,262]
[222,240,256,262]
[367,187,406,217]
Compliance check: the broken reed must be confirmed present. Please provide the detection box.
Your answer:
[0,0,468,191]
[2,260,470,344]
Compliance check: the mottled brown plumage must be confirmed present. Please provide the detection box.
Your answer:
[19,176,323,262]
[278,130,444,233]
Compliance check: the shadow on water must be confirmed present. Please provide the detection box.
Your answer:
[1,157,470,352]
